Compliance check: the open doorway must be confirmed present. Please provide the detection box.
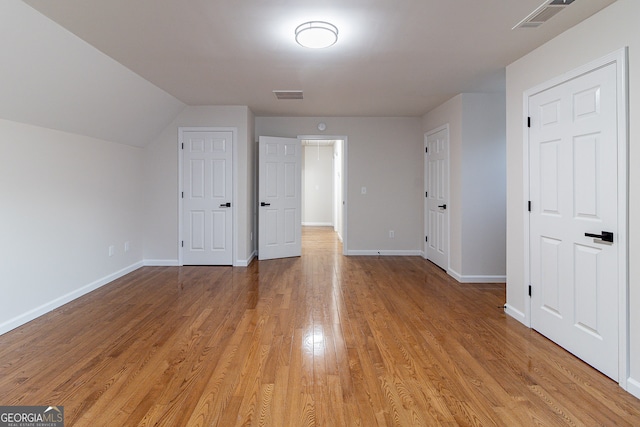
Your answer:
[301,138,345,249]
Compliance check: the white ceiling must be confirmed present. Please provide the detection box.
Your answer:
[23,0,616,117]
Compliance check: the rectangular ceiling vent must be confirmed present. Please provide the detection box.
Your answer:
[513,0,575,29]
[273,90,303,100]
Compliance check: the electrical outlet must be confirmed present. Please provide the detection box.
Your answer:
[389,230,394,238]
[124,241,130,252]
[108,245,115,257]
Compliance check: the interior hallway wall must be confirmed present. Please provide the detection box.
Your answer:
[143,106,254,266]
[255,117,423,255]
[421,93,506,281]
[303,144,334,226]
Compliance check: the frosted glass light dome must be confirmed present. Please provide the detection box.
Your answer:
[295,21,338,49]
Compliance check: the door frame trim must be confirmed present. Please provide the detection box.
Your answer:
[298,134,349,255]
[522,48,629,388]
[423,124,450,271]
[178,127,238,266]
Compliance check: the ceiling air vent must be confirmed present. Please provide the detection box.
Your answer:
[513,0,576,29]
[273,90,303,100]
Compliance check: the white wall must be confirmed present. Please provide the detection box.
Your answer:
[255,117,423,255]
[0,0,184,147]
[422,93,506,280]
[505,0,640,396]
[461,93,506,278]
[0,0,184,335]
[0,119,144,334]
[334,140,344,240]
[143,106,254,265]
[302,145,334,226]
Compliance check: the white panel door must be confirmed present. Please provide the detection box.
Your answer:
[182,131,233,265]
[425,127,449,270]
[529,63,618,379]
[258,136,301,260]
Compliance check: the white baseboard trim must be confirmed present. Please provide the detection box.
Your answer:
[0,261,144,336]
[235,250,256,267]
[447,268,462,281]
[302,222,333,227]
[504,304,527,326]
[447,269,506,283]
[626,377,640,399]
[345,250,422,256]
[143,259,179,266]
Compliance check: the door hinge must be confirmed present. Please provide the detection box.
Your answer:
[181,192,184,198]
[528,285,532,297]
[181,142,184,149]
[425,146,428,153]
[181,240,184,248]
[527,117,531,128]
[425,236,428,242]
[425,191,428,198]
[528,201,531,212]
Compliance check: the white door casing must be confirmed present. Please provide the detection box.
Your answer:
[258,136,302,260]
[181,130,233,265]
[425,126,449,271]
[527,51,628,382]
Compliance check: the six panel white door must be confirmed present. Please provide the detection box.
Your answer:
[182,131,233,265]
[529,63,618,379]
[425,127,449,271]
[258,136,301,260]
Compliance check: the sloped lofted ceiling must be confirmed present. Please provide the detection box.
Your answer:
[1,1,186,147]
[23,0,616,118]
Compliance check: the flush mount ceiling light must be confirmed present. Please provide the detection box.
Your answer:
[295,21,338,49]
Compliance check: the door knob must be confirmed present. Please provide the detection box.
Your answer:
[219,202,231,208]
[261,202,270,207]
[585,231,613,243]
[438,204,447,209]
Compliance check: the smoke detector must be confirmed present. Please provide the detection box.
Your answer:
[513,0,576,29]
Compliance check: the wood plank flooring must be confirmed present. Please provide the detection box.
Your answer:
[0,226,638,426]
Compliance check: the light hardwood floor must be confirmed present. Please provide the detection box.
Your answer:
[0,227,639,426]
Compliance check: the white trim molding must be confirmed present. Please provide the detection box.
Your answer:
[447,269,506,284]
[423,124,451,271]
[144,259,179,267]
[0,261,143,336]
[298,134,348,255]
[504,304,527,326]
[178,127,238,267]
[345,250,422,256]
[521,48,629,391]
[236,251,257,267]
[626,377,640,400]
